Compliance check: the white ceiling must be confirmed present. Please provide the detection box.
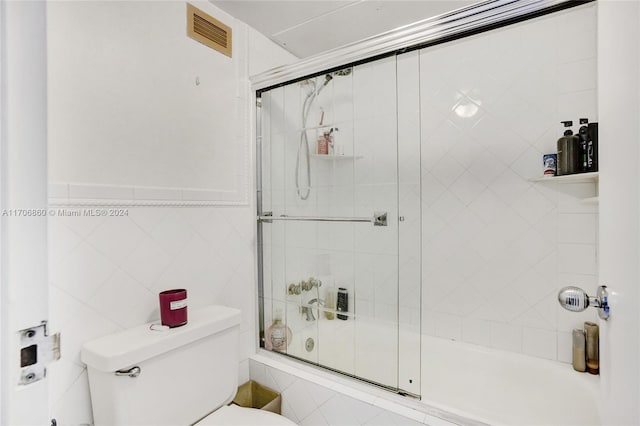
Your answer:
[211,1,478,58]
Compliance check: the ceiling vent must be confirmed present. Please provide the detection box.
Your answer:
[187,3,232,57]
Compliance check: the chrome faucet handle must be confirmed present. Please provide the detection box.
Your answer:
[288,283,301,295]
[300,277,322,292]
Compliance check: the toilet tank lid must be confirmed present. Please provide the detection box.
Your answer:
[81,305,241,372]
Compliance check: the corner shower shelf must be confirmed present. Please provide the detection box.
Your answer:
[530,172,599,205]
[311,154,363,160]
[529,171,599,184]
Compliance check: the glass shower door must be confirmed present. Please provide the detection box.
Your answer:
[258,55,418,393]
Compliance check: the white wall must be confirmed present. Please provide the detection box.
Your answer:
[48,1,240,195]
[46,2,295,424]
[420,4,599,363]
[598,1,640,424]
[1,1,50,424]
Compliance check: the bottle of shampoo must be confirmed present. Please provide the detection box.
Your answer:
[577,118,590,173]
[587,122,598,172]
[337,287,348,320]
[584,321,599,375]
[557,121,580,176]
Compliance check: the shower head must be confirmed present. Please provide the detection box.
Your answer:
[316,74,333,95]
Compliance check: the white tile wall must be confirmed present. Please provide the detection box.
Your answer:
[261,9,599,408]
[48,207,258,424]
[46,2,296,424]
[419,4,599,362]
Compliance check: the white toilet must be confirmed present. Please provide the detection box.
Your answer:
[81,305,296,426]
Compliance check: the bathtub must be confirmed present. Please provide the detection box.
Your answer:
[259,323,601,426]
[421,336,601,425]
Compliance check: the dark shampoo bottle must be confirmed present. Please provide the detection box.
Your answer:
[557,121,581,176]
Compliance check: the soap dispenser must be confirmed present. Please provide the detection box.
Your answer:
[264,309,292,352]
[557,121,580,176]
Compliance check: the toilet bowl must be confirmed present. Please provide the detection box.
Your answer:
[81,305,296,426]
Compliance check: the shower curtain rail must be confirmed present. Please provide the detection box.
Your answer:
[258,211,387,226]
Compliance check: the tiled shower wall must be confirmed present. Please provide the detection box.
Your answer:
[261,4,599,392]
[260,55,412,391]
[419,3,599,362]
[46,2,295,424]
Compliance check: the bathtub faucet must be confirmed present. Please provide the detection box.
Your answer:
[301,298,325,321]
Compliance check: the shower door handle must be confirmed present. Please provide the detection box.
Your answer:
[257,211,387,226]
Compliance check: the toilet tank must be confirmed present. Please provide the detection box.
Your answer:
[81,305,241,426]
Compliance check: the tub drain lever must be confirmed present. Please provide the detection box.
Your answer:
[558,285,609,320]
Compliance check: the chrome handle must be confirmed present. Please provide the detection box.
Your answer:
[288,277,322,295]
[115,366,141,378]
[558,285,610,320]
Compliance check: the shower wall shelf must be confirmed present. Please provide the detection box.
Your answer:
[311,154,363,160]
[302,125,340,132]
[529,171,599,183]
[530,172,599,204]
[582,196,599,205]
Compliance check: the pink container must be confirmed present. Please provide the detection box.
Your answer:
[317,133,329,155]
[159,289,188,327]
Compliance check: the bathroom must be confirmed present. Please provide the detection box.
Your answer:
[0,0,638,425]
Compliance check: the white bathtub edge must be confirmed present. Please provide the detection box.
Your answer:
[250,350,488,426]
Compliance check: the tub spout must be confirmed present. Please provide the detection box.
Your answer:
[302,298,325,321]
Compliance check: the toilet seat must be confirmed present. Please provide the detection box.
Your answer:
[197,404,297,425]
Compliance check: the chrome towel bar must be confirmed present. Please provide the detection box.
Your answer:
[258,211,387,226]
